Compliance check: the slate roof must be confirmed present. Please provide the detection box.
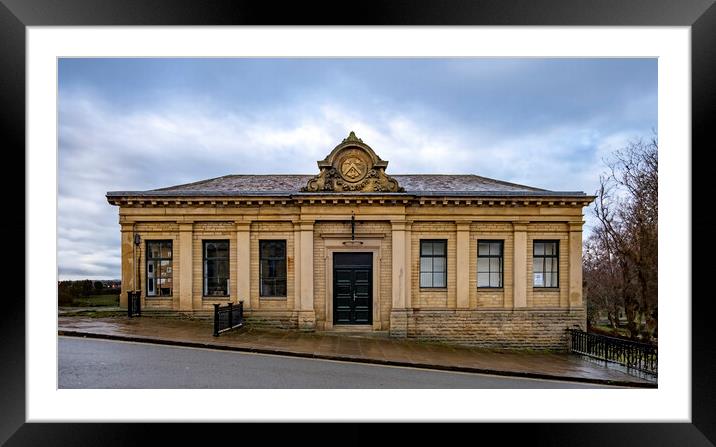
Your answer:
[107,174,589,198]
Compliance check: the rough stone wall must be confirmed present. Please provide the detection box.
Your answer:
[243,310,299,329]
[405,308,586,350]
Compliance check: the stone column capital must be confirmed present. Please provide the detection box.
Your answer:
[179,222,194,232]
[456,221,471,231]
[297,220,315,231]
[568,221,585,232]
[234,221,251,232]
[390,220,409,231]
[512,221,529,232]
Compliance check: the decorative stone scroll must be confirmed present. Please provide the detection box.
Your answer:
[302,131,404,193]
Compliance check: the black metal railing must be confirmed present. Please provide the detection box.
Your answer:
[127,291,141,317]
[213,301,244,336]
[567,328,657,376]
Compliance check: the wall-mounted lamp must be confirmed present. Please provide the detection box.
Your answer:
[134,234,141,246]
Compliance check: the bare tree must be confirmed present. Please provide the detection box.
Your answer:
[586,136,658,341]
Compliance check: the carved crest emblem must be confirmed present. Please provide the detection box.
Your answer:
[302,131,404,193]
[341,156,367,181]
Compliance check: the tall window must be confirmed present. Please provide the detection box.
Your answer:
[533,240,559,288]
[260,240,287,297]
[203,240,229,296]
[146,240,172,296]
[420,240,447,288]
[477,240,503,288]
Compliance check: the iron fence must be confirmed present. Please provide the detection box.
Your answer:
[567,328,657,376]
[127,291,141,317]
[213,301,244,336]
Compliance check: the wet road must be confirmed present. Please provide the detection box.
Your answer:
[59,336,611,389]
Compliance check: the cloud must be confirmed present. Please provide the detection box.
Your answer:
[57,59,656,279]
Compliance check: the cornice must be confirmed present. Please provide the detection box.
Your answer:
[107,194,596,209]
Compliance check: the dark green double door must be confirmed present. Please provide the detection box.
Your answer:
[333,252,372,325]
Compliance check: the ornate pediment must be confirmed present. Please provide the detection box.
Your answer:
[301,131,404,193]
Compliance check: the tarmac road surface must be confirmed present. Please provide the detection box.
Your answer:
[59,336,612,389]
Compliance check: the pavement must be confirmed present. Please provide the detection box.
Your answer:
[57,315,657,387]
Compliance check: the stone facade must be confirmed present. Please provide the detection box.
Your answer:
[108,132,594,350]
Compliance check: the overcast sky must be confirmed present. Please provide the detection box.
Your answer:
[58,58,657,280]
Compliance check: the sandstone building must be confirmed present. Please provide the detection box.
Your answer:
[107,132,595,349]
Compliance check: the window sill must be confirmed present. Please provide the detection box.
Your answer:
[533,288,561,292]
[145,296,173,299]
[477,288,503,291]
[202,296,231,300]
[260,296,288,300]
[419,288,447,292]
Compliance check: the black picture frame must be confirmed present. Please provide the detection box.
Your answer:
[4,0,712,444]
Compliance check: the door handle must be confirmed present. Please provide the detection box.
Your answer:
[352,291,356,302]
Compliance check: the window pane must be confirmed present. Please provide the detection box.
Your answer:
[544,242,554,256]
[260,241,286,296]
[544,258,552,274]
[432,272,445,288]
[549,272,559,287]
[477,258,489,273]
[275,280,287,297]
[433,257,445,273]
[478,242,490,256]
[420,272,432,287]
[205,243,216,257]
[421,241,433,256]
[433,242,446,255]
[216,260,228,277]
[477,272,489,287]
[534,242,544,256]
[534,272,544,287]
[489,257,500,273]
[420,257,432,273]
[147,243,159,259]
[490,242,502,256]
[263,240,286,258]
[490,272,501,287]
[533,258,542,274]
[261,279,273,297]
[160,242,172,258]
[159,260,171,276]
[215,242,228,258]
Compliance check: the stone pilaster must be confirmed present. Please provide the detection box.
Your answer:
[119,223,134,309]
[513,222,528,308]
[235,222,251,309]
[390,220,409,336]
[298,220,316,329]
[404,221,412,309]
[569,221,584,309]
[456,221,471,309]
[178,223,194,311]
[293,222,301,312]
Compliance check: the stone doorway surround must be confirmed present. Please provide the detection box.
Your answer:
[321,234,384,331]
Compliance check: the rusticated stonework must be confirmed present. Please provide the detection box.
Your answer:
[302,131,404,192]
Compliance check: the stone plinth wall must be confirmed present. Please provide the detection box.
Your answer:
[403,308,586,350]
[243,310,299,329]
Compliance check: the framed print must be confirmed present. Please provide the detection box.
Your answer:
[5,0,714,444]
